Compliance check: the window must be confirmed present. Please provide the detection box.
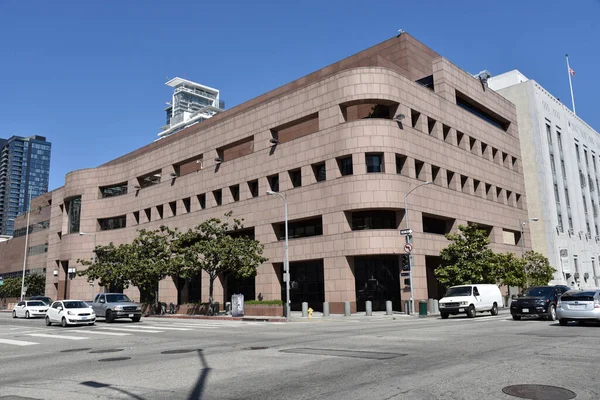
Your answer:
[422,214,455,235]
[411,110,421,129]
[546,124,552,146]
[230,185,240,202]
[288,169,302,188]
[98,215,126,231]
[550,154,556,175]
[455,91,510,131]
[271,113,319,143]
[133,211,140,224]
[427,117,436,135]
[28,243,48,256]
[169,201,177,216]
[431,165,441,185]
[447,170,455,188]
[584,149,589,166]
[587,222,591,235]
[173,155,203,177]
[247,180,259,198]
[350,210,398,230]
[557,131,563,151]
[554,184,560,204]
[156,205,164,219]
[100,182,128,198]
[395,155,407,175]
[557,211,563,232]
[469,137,477,152]
[341,100,399,122]
[415,160,425,181]
[198,193,206,209]
[138,170,161,188]
[365,153,384,173]
[217,136,254,162]
[213,190,222,206]
[144,208,151,222]
[568,216,573,230]
[274,216,323,240]
[583,195,588,214]
[456,131,465,147]
[337,156,353,176]
[67,196,81,234]
[561,160,566,178]
[267,174,279,192]
[461,175,468,191]
[575,143,580,162]
[442,125,451,141]
[312,162,326,182]
[182,197,191,213]
[565,188,570,207]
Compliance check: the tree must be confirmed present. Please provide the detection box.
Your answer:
[178,212,267,313]
[77,242,133,291]
[435,224,497,287]
[493,252,526,288]
[0,277,21,299]
[24,273,46,296]
[523,250,555,287]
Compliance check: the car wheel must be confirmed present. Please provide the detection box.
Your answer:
[45,316,52,326]
[466,305,476,318]
[512,315,521,321]
[25,311,30,319]
[440,312,449,319]
[490,303,498,316]
[132,316,141,322]
[12,310,17,319]
[547,305,557,321]
[559,319,568,326]
[105,310,113,323]
[61,317,67,328]
[88,322,95,326]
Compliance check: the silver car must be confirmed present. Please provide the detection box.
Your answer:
[557,290,600,326]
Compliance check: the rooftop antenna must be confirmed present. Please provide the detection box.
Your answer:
[397,29,405,38]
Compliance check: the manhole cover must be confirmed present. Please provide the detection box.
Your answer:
[280,348,406,360]
[98,357,131,362]
[502,385,576,400]
[61,348,92,353]
[89,348,124,354]
[244,346,268,350]
[161,349,200,354]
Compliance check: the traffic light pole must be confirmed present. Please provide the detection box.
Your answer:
[404,194,415,315]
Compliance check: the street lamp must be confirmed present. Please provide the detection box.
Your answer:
[403,181,432,315]
[267,190,290,320]
[79,231,97,299]
[520,217,539,289]
[20,189,33,301]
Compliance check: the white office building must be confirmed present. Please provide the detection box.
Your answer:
[157,77,225,139]
[490,70,600,290]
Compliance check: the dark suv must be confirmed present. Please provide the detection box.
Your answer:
[29,296,53,306]
[510,285,571,321]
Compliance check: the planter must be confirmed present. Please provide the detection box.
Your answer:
[244,304,283,317]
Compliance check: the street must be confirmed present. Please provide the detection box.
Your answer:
[0,311,598,400]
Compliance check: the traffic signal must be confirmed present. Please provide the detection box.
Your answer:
[404,278,411,286]
[401,254,411,271]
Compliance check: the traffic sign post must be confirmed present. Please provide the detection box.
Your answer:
[399,229,413,236]
[404,243,413,254]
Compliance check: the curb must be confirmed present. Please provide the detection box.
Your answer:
[146,314,287,323]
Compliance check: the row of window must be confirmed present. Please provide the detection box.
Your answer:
[13,220,50,238]
[28,243,48,256]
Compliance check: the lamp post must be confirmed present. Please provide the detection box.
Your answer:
[403,181,432,315]
[267,190,290,320]
[520,217,539,288]
[79,231,97,299]
[20,189,33,302]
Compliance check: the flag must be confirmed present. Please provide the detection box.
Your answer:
[569,66,575,77]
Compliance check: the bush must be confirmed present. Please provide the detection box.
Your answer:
[244,300,283,306]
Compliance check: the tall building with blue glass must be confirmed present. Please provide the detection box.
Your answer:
[0,135,51,236]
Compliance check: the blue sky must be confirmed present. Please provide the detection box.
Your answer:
[1,0,598,190]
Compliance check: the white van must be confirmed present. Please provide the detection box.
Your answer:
[438,284,503,319]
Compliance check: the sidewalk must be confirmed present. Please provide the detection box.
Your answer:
[147,313,287,323]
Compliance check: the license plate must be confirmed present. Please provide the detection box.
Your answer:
[571,305,585,310]
[522,308,529,313]
[459,308,464,312]
[81,317,87,320]
[128,314,134,317]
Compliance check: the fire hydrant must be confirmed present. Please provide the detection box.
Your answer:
[308,307,313,319]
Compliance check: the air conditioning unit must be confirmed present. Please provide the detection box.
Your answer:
[584,272,590,280]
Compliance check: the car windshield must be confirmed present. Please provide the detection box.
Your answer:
[106,294,132,303]
[26,301,45,306]
[445,286,472,296]
[63,301,90,309]
[561,292,597,302]
[522,287,554,297]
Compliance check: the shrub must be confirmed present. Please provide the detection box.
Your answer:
[244,300,283,306]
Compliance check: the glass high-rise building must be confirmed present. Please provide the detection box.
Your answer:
[0,135,51,236]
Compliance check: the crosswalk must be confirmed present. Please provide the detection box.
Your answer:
[0,319,272,348]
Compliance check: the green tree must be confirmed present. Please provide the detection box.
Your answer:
[523,250,555,287]
[493,252,526,288]
[77,242,133,291]
[435,224,497,286]
[24,273,46,296]
[178,212,268,313]
[0,277,21,299]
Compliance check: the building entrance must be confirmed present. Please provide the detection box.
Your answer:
[283,259,324,312]
[354,255,401,312]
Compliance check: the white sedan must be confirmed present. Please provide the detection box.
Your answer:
[12,300,49,319]
[46,300,96,327]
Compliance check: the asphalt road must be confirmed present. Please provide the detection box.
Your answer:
[0,310,598,400]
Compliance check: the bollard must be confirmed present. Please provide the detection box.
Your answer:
[323,302,330,317]
[302,302,308,318]
[433,299,439,314]
[428,298,435,315]
[365,301,372,316]
[385,300,393,315]
[404,300,411,315]
[344,301,351,316]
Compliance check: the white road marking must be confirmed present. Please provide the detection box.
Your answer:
[133,325,191,331]
[148,324,219,329]
[0,338,39,346]
[97,327,164,333]
[27,333,89,340]
[70,330,131,336]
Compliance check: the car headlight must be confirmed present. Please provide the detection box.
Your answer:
[136,307,141,311]
[67,311,75,315]
[460,301,468,305]
[114,305,123,311]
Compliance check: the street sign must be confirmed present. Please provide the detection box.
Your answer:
[400,272,410,277]
[283,272,290,283]
[404,243,413,254]
[399,229,413,236]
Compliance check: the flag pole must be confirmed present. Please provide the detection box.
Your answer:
[566,53,576,115]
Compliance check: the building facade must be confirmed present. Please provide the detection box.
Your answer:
[0,135,51,236]
[36,34,530,312]
[490,70,600,289]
